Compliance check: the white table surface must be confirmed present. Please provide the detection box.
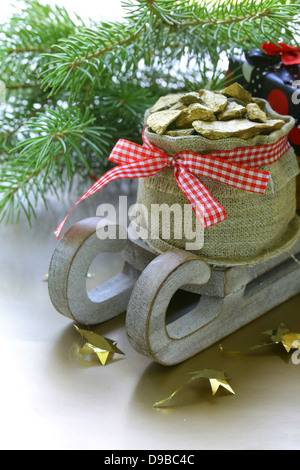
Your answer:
[0,182,299,451]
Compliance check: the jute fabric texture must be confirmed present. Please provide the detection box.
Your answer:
[136,101,300,266]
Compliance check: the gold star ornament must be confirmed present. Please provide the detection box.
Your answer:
[263,323,300,353]
[220,323,300,354]
[153,368,235,407]
[74,324,125,365]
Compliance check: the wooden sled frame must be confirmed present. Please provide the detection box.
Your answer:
[48,217,300,366]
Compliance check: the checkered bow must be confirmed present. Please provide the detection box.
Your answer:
[54,132,290,239]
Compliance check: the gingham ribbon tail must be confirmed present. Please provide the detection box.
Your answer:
[54,134,290,239]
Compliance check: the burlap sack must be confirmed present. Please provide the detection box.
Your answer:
[135,101,300,266]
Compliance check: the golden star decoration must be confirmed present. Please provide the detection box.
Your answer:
[220,323,300,354]
[153,368,235,408]
[74,324,125,365]
[263,323,300,353]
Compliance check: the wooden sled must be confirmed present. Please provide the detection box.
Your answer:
[48,217,300,366]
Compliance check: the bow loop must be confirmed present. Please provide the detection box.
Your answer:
[109,138,163,165]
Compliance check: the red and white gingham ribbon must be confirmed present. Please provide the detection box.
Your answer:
[54,132,290,239]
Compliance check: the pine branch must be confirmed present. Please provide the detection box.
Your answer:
[0,0,85,88]
[38,0,300,102]
[124,0,300,46]
[0,107,113,224]
[40,22,142,96]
